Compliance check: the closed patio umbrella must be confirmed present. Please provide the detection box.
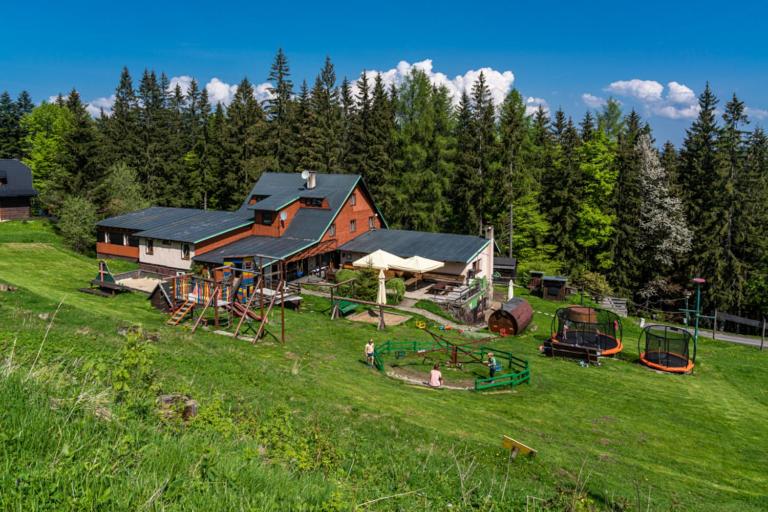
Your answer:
[377,269,387,305]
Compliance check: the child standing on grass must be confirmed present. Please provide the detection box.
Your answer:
[487,352,498,379]
[365,339,375,367]
[429,363,444,388]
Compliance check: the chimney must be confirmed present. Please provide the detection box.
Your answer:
[306,170,317,190]
[484,225,494,241]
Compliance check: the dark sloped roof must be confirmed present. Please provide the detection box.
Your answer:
[97,207,203,230]
[0,159,38,198]
[239,172,386,241]
[339,229,490,264]
[98,207,253,243]
[135,210,253,243]
[193,236,313,265]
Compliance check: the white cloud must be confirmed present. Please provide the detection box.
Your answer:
[746,107,768,120]
[86,95,115,117]
[169,75,195,96]
[651,104,701,120]
[667,81,696,105]
[171,77,273,106]
[606,79,664,102]
[360,59,515,106]
[581,93,607,108]
[205,78,239,106]
[525,97,549,116]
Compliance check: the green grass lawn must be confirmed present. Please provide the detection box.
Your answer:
[0,220,767,510]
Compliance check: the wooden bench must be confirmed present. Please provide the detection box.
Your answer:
[543,339,599,365]
[336,300,358,316]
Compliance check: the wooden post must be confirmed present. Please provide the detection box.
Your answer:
[259,256,264,320]
[761,317,765,351]
[713,309,717,340]
[281,261,286,344]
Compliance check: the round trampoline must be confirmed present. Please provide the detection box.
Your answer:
[550,306,623,356]
[638,324,695,373]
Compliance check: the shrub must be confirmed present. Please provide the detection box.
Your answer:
[58,196,98,253]
[334,269,359,297]
[354,266,378,302]
[386,277,405,304]
[574,270,613,300]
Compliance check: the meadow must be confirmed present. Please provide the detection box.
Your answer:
[0,220,766,511]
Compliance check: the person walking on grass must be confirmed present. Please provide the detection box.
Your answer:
[429,363,444,388]
[487,352,498,380]
[365,339,375,367]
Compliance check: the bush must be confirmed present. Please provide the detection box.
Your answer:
[58,196,98,253]
[574,270,613,300]
[386,278,405,304]
[354,266,378,302]
[334,269,359,297]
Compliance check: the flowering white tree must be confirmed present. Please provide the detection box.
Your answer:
[636,134,692,297]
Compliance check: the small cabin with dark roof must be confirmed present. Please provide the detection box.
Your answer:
[0,159,37,221]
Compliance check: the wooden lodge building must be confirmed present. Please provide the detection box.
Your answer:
[97,171,494,286]
[0,159,37,221]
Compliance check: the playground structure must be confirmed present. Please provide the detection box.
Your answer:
[638,324,695,373]
[547,306,623,360]
[488,298,533,336]
[373,328,531,391]
[81,260,163,297]
[165,256,301,343]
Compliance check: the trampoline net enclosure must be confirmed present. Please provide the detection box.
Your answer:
[640,325,694,368]
[552,306,622,351]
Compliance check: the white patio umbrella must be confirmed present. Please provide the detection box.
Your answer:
[377,268,387,305]
[508,279,515,300]
[395,255,443,273]
[352,249,407,270]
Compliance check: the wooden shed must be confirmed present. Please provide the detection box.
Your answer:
[488,298,533,336]
[541,276,568,301]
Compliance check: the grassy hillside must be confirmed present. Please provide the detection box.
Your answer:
[1,220,766,510]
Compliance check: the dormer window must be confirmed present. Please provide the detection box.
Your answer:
[262,212,273,225]
[301,197,324,208]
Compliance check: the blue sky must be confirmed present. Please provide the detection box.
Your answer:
[2,0,767,144]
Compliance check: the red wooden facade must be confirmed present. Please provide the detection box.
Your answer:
[0,197,32,221]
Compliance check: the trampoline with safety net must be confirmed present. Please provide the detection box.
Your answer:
[638,324,695,373]
[550,306,623,356]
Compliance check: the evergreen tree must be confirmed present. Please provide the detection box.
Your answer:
[103,67,141,170]
[499,90,552,262]
[741,129,768,315]
[224,78,271,208]
[338,77,355,173]
[609,110,644,293]
[367,75,395,217]
[266,48,295,170]
[52,89,102,213]
[580,111,595,142]
[679,83,720,303]
[596,98,625,141]
[294,80,315,171]
[0,91,33,158]
[306,57,342,172]
[470,72,501,233]
[349,71,373,181]
[451,91,480,234]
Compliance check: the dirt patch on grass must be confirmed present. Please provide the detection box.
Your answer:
[348,310,411,326]
[386,365,474,391]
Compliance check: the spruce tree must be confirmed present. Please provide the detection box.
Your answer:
[306,57,342,172]
[609,110,644,293]
[499,90,551,262]
[470,72,501,234]
[679,83,720,302]
[451,91,480,234]
[580,111,595,142]
[294,81,315,172]
[596,98,625,141]
[349,71,373,182]
[338,77,355,173]
[367,74,395,217]
[103,67,141,170]
[266,48,295,170]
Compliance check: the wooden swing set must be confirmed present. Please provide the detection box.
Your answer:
[166,255,297,343]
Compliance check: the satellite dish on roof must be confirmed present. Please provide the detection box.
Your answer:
[301,170,310,180]
[280,211,288,221]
